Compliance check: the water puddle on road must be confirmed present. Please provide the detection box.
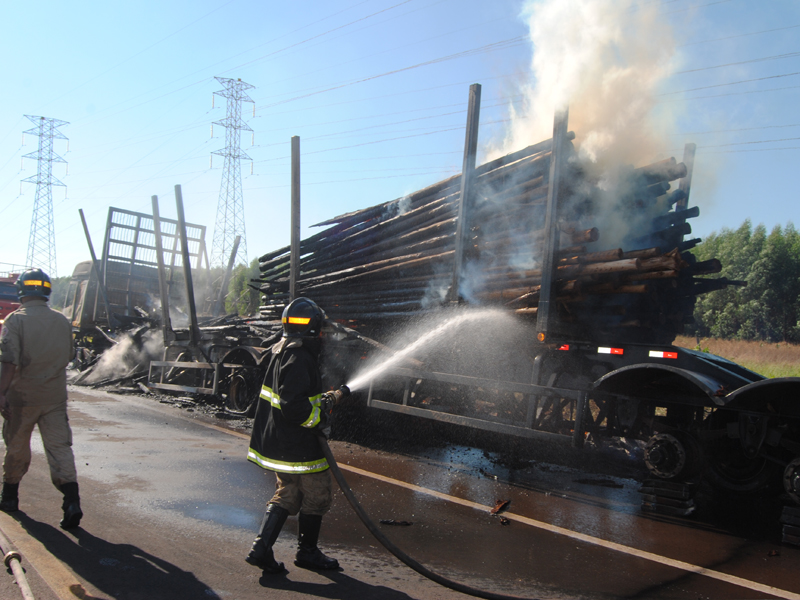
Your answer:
[158,501,259,530]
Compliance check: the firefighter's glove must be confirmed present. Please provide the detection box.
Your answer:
[316,392,337,439]
[320,392,336,415]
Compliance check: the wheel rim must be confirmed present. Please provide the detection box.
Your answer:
[220,348,261,416]
[227,374,249,413]
[703,409,771,492]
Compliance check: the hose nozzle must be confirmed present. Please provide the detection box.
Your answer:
[332,385,351,403]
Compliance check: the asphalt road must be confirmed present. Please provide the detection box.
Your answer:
[0,387,799,600]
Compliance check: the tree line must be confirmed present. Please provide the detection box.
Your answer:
[691,220,800,343]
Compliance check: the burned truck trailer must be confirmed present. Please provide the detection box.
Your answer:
[64,207,208,337]
[254,103,800,522]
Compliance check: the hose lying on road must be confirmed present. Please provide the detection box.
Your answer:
[320,438,539,600]
[0,526,35,600]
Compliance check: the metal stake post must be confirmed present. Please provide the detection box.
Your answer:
[175,185,201,346]
[535,107,570,340]
[78,208,113,323]
[290,136,301,301]
[213,234,241,317]
[151,196,175,345]
[449,84,481,303]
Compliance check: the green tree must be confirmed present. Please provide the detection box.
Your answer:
[225,258,261,316]
[692,220,800,342]
[48,276,72,310]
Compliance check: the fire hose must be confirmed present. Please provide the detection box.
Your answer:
[320,386,538,600]
[0,527,35,600]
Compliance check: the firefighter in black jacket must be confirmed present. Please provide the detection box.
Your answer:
[246,297,339,573]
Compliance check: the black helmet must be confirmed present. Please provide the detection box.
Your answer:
[16,268,52,300]
[281,297,325,338]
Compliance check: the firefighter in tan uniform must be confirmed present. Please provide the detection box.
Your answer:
[0,269,82,529]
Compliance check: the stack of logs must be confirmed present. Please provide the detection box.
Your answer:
[256,134,740,344]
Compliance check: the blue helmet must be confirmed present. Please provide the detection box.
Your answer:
[16,268,52,300]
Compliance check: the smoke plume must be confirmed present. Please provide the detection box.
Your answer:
[490,0,679,168]
[85,329,164,383]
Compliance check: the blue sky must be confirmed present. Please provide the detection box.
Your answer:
[0,0,798,277]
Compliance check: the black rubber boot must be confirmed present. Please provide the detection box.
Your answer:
[245,504,289,573]
[294,513,339,570]
[59,482,83,529]
[0,483,19,513]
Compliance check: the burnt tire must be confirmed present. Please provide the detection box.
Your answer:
[702,409,774,493]
[219,348,263,417]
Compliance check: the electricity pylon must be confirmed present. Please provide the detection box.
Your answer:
[23,115,68,277]
[210,77,254,268]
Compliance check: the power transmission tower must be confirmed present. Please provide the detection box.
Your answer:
[210,77,254,268]
[22,115,68,277]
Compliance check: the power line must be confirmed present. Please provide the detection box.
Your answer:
[65,1,412,128]
[663,0,733,15]
[666,84,800,101]
[220,0,415,74]
[674,51,800,75]
[679,24,800,47]
[660,71,800,95]
[677,124,800,136]
[701,146,800,154]
[699,136,800,148]
[255,36,527,110]
[36,0,236,115]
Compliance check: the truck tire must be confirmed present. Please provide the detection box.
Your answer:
[702,407,774,493]
[219,347,263,417]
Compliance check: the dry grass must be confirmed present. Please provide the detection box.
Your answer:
[673,335,800,378]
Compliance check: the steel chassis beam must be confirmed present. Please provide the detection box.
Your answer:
[365,367,589,445]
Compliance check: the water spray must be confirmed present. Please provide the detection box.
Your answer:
[345,308,504,393]
[323,308,539,599]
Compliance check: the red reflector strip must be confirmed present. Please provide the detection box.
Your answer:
[558,344,569,351]
[649,350,678,359]
[597,347,624,355]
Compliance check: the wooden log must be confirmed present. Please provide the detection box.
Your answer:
[687,258,721,275]
[622,247,661,260]
[623,269,678,281]
[474,185,549,223]
[310,135,569,230]
[558,245,586,256]
[691,277,746,294]
[630,222,691,248]
[584,283,649,294]
[559,257,641,277]
[303,250,455,291]
[678,238,701,252]
[558,248,623,265]
[571,227,599,244]
[634,157,688,185]
[639,248,687,272]
[652,206,700,230]
[319,197,456,261]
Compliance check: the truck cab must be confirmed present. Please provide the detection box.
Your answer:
[0,275,20,333]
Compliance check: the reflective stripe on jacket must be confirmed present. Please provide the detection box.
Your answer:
[246,447,328,474]
[259,385,323,428]
[247,339,327,474]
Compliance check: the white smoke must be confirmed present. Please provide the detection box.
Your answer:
[490,0,679,168]
[85,329,164,383]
